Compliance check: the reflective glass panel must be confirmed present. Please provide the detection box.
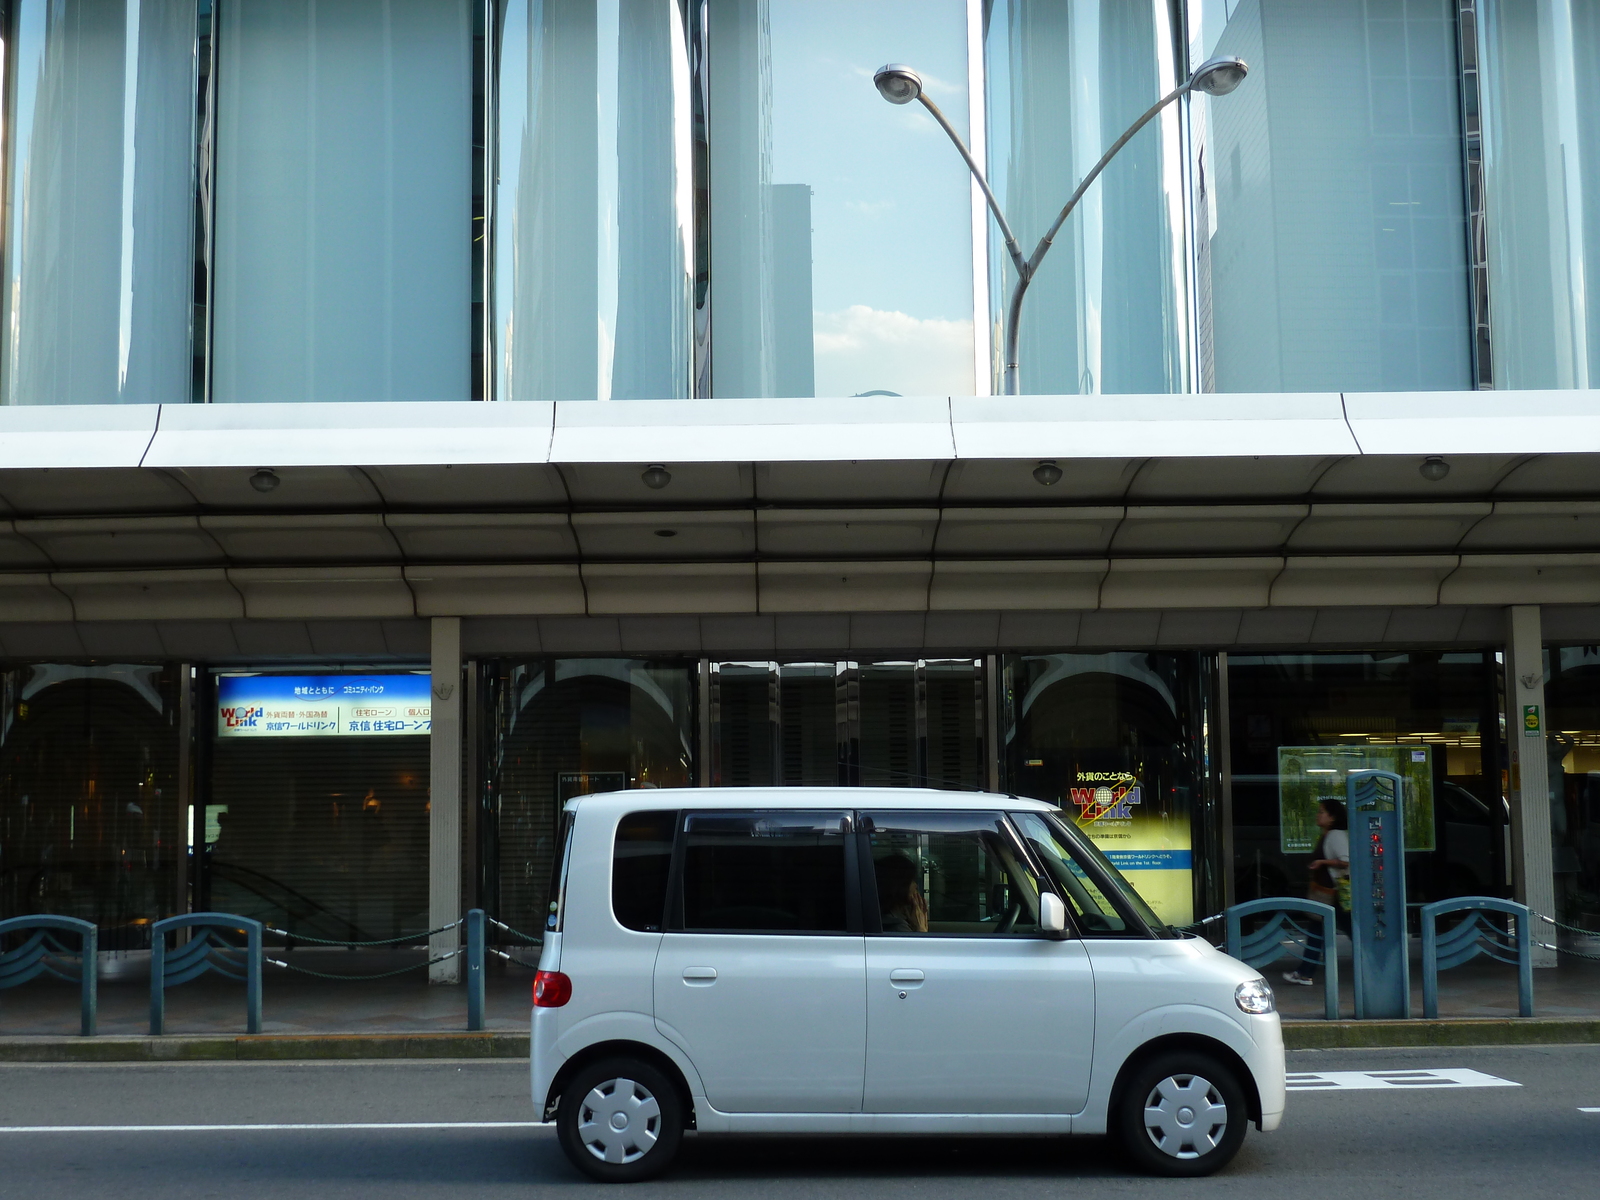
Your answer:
[1002,652,1206,927]
[211,0,472,402]
[1478,0,1600,388]
[984,0,1189,395]
[493,0,693,400]
[1198,0,1472,391]
[1,0,195,405]
[705,0,974,397]
[1226,652,1505,908]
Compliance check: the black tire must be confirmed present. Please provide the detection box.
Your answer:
[555,1056,685,1183]
[1114,1051,1248,1177]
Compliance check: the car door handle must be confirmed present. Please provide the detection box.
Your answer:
[682,966,717,985]
[889,969,925,986]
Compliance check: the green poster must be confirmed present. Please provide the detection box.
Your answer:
[1276,745,1436,854]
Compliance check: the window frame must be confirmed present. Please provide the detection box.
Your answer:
[1007,809,1166,941]
[663,808,863,936]
[611,809,682,933]
[855,809,1079,940]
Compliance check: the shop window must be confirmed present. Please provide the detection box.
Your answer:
[1546,647,1600,932]
[1227,652,1506,910]
[0,666,183,947]
[484,660,696,937]
[709,659,983,790]
[1002,652,1210,928]
[205,671,432,942]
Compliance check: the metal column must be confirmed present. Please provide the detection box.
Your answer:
[1506,605,1557,967]
[429,618,463,984]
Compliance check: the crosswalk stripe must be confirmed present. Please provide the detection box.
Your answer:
[1286,1069,1519,1091]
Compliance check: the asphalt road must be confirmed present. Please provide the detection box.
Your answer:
[1,1045,1597,1198]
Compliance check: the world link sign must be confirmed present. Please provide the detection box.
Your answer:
[215,673,432,738]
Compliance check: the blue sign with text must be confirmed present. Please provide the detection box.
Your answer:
[216,673,431,738]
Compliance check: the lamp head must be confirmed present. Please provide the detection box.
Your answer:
[1189,56,1248,96]
[874,64,923,105]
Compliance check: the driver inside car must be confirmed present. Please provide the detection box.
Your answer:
[873,853,929,932]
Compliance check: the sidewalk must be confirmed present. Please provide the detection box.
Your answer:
[3,943,1598,1058]
[1267,940,1600,1020]
[0,947,538,1038]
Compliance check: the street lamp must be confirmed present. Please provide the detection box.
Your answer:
[874,56,1249,396]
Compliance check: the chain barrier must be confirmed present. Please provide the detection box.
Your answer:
[1527,911,1600,959]
[485,916,544,944]
[267,949,461,980]
[263,918,463,947]
[488,947,542,969]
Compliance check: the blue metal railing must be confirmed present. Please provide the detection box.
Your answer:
[1420,897,1533,1019]
[150,913,264,1036]
[1225,897,1340,1021]
[0,915,98,1036]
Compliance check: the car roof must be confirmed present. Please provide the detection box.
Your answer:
[566,787,1060,814]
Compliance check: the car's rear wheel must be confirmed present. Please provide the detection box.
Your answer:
[1115,1051,1248,1177]
[555,1056,685,1183]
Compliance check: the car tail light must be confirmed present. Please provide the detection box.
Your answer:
[533,970,572,1008]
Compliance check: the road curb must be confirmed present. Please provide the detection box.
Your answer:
[1283,1017,1600,1049]
[4,1020,1597,1061]
[0,1032,531,1062]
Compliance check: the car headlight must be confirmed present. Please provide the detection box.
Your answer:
[1235,978,1275,1015]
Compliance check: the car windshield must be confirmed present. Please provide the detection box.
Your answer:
[1009,809,1174,938]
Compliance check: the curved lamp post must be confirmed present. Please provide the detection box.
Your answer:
[874,56,1248,396]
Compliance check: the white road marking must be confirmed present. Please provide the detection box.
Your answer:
[0,1122,542,1133]
[1286,1069,1520,1091]
[1580,1107,1600,1113]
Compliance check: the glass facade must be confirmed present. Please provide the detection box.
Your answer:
[1198,0,1473,393]
[0,665,183,947]
[4,1,1600,398]
[491,0,693,401]
[210,0,473,403]
[1001,652,1214,927]
[1,0,196,406]
[0,649,1558,935]
[482,658,696,936]
[1227,651,1506,908]
[1546,646,1600,931]
[202,670,433,940]
[985,0,1189,395]
[708,659,984,790]
[1478,0,1600,389]
[705,0,975,398]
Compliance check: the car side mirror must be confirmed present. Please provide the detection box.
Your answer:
[1040,892,1067,935]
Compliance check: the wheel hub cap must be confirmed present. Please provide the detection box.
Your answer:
[1143,1073,1228,1160]
[577,1077,661,1164]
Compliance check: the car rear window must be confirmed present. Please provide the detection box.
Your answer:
[613,810,678,932]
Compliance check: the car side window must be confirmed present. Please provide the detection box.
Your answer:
[1009,811,1132,935]
[612,810,678,932]
[678,811,852,933]
[861,811,1042,936]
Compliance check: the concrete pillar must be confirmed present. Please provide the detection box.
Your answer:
[1506,605,1557,967]
[429,617,463,984]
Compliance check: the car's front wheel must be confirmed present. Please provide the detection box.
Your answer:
[555,1057,685,1183]
[1115,1051,1249,1177]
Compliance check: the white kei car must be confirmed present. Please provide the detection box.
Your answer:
[529,788,1283,1182]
